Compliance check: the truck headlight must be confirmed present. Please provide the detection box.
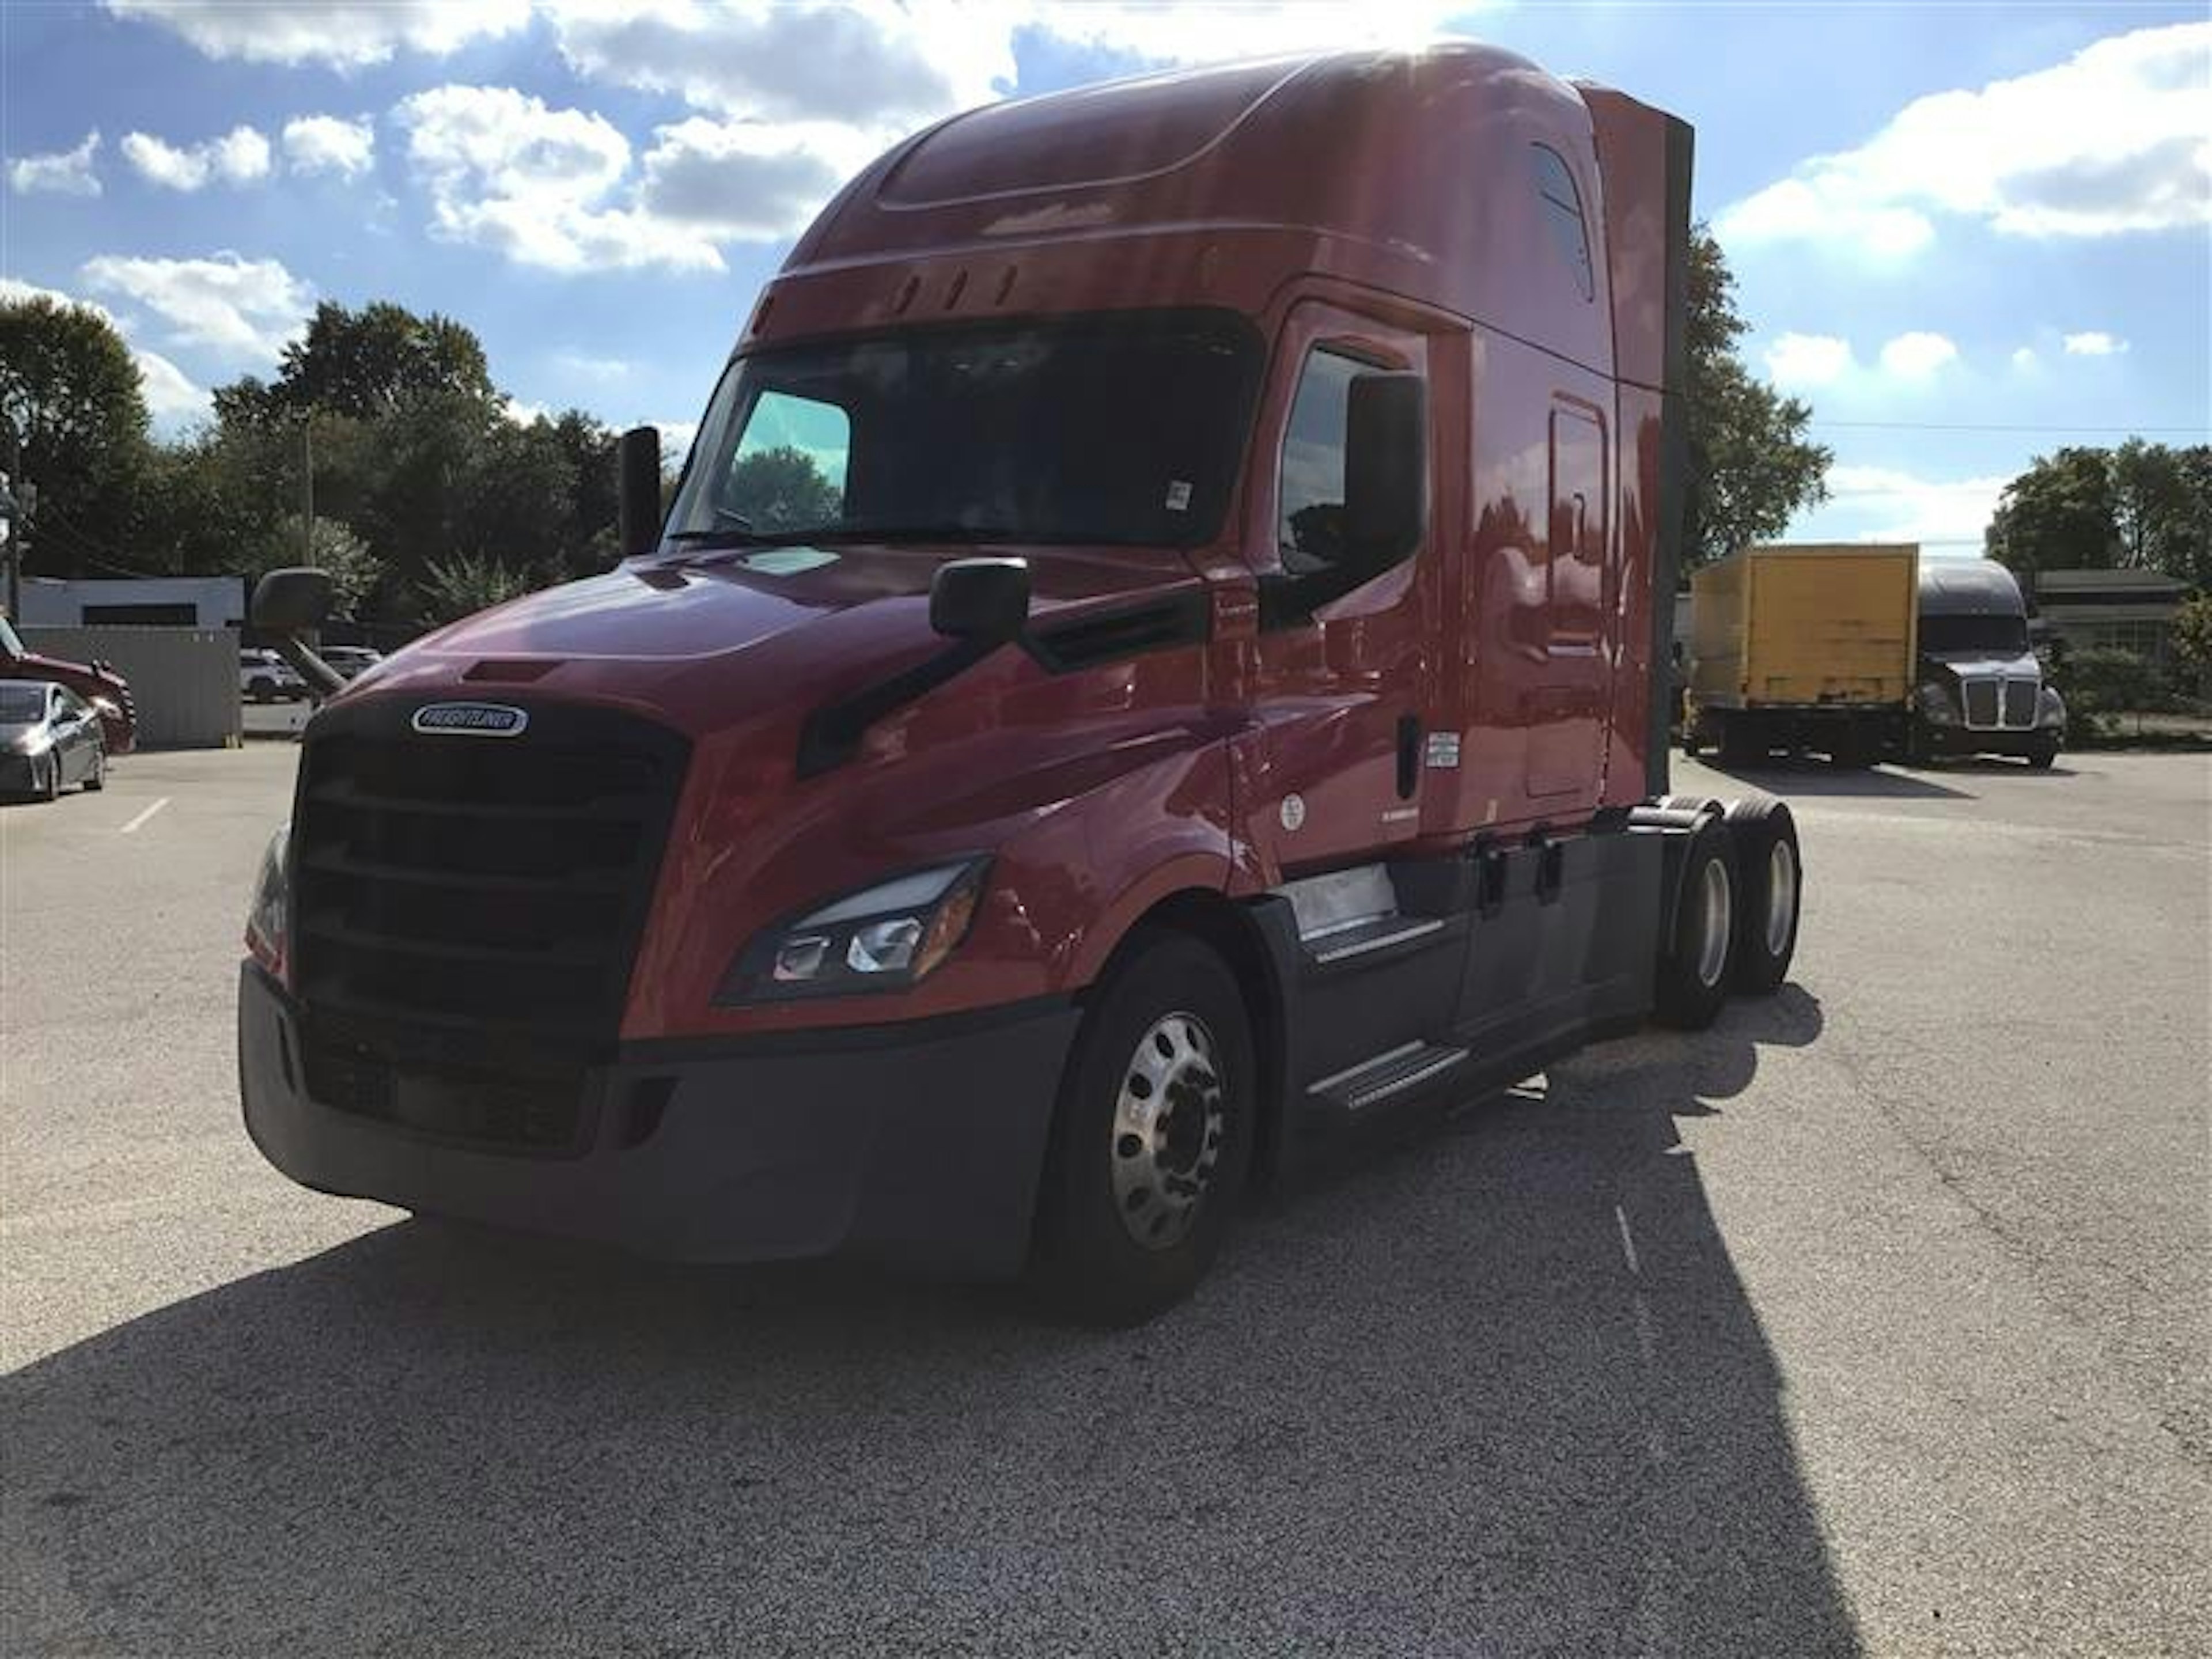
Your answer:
[718,858,988,1003]
[244,825,290,982]
[1916,683,1960,726]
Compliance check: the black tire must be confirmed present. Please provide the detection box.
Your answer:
[1032,931,1256,1326]
[1654,815,1738,1029]
[2026,737,2058,770]
[83,747,105,791]
[1717,713,1763,769]
[1825,727,1874,770]
[40,754,60,802]
[1723,795,1800,995]
[248,677,275,703]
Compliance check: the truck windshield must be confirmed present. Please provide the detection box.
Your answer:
[1921,613,2028,654]
[666,313,1259,550]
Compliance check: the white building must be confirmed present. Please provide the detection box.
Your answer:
[16,575,246,629]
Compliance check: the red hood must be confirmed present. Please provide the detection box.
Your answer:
[332,543,1202,743]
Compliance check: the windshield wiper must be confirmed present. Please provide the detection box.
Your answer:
[665,525,834,550]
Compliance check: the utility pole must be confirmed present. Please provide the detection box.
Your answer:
[300,414,315,562]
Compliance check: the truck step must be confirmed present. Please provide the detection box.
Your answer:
[1305,914,1445,966]
[1308,1040,1470,1115]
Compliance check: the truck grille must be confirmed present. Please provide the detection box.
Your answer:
[290,699,689,1050]
[1960,676,2039,732]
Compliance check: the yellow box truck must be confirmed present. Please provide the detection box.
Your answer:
[1684,544,1919,767]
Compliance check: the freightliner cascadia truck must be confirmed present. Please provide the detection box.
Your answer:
[239,45,1806,1322]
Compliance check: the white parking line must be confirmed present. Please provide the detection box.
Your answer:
[119,798,171,835]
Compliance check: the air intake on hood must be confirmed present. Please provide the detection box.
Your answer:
[1027,590,1211,674]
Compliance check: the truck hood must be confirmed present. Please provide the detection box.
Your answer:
[1922,650,2040,680]
[342,542,1205,741]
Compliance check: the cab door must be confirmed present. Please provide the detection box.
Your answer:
[1240,302,1445,877]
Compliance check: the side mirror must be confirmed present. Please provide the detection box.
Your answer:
[250,567,333,635]
[619,425,664,558]
[930,558,1031,646]
[1343,372,1427,571]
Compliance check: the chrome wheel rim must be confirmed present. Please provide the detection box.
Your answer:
[1109,1012,1226,1251]
[1695,857,1732,988]
[1764,839,1798,957]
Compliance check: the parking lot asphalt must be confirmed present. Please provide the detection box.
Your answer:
[2,744,2206,1657]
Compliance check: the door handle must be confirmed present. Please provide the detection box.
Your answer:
[1396,714,1421,801]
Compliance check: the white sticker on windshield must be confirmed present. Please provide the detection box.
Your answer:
[1164,480,1193,512]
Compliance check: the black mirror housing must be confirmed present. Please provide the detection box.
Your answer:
[930,558,1031,645]
[251,567,334,635]
[1344,372,1427,570]
[618,425,664,558]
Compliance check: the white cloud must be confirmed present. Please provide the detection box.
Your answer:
[283,115,376,179]
[104,0,530,68]
[552,351,632,380]
[0,275,118,325]
[1718,21,2212,255]
[650,418,700,458]
[396,85,867,272]
[503,396,553,426]
[9,131,102,197]
[2063,331,2130,357]
[632,116,862,241]
[1878,332,1959,378]
[1823,464,2011,545]
[1032,2,1473,67]
[395,85,701,273]
[1765,333,1855,387]
[134,347,210,423]
[2012,346,2040,372]
[80,253,313,361]
[121,126,272,191]
[543,0,1016,128]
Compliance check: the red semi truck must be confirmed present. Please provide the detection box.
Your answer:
[239,46,1803,1321]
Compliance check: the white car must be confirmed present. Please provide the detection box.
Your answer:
[321,645,384,680]
[240,649,307,703]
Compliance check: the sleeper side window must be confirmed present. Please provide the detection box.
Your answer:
[1277,347,1368,575]
[1531,144,1596,302]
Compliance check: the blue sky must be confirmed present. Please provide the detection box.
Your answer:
[3,1,2207,554]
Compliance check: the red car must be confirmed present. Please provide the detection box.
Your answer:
[0,613,136,755]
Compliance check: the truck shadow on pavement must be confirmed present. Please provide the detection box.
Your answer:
[3,988,1858,1657]
[1698,759,1976,800]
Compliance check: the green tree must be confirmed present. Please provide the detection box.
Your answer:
[1684,226,1832,567]
[0,296,151,571]
[1986,442,2211,582]
[267,301,496,419]
[2172,593,2212,682]
[245,516,385,619]
[724,445,841,532]
[419,550,540,624]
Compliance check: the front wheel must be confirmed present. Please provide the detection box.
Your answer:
[40,755,60,802]
[1032,931,1256,1325]
[82,747,105,791]
[2026,736,2058,770]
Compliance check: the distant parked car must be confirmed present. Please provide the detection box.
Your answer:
[240,648,307,703]
[321,645,384,680]
[0,613,136,754]
[0,679,107,800]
